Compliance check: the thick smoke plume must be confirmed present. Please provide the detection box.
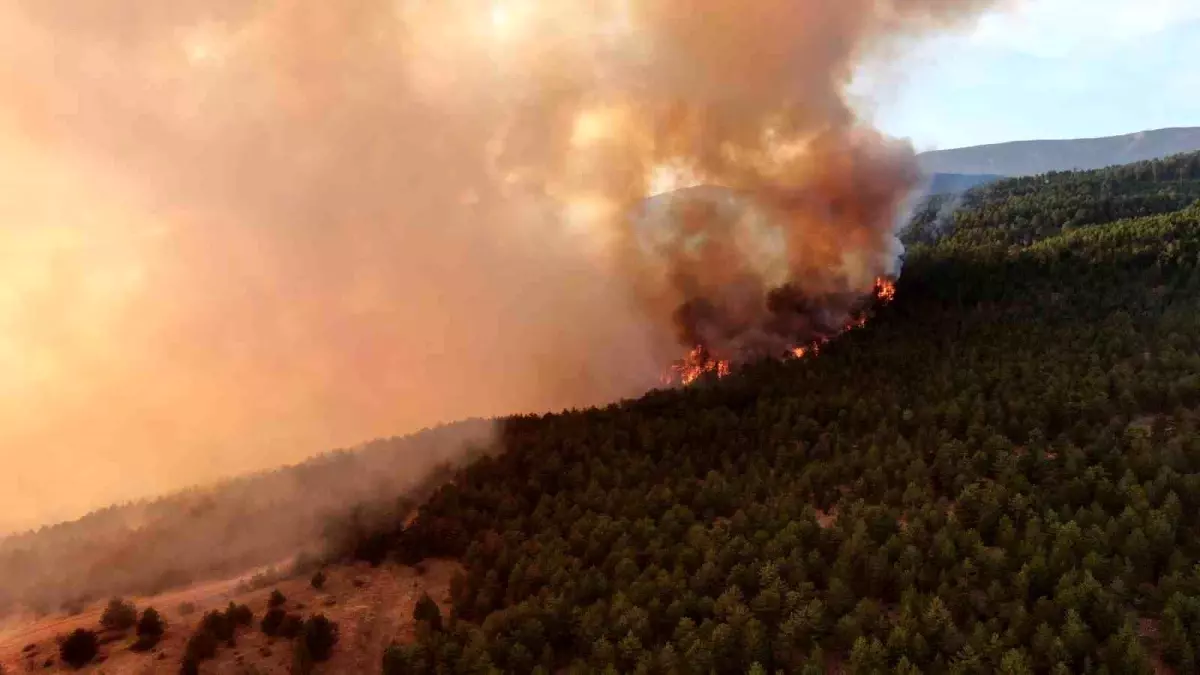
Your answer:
[0,0,994,530]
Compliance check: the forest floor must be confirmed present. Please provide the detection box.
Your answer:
[0,559,460,674]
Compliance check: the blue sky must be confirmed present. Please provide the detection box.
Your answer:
[857,0,1200,151]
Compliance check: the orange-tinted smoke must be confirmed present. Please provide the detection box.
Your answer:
[0,0,994,531]
[463,0,997,360]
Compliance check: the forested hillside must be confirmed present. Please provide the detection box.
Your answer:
[377,152,1200,673]
[907,152,1200,247]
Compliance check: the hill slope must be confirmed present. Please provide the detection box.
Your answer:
[0,559,461,674]
[906,151,1200,247]
[0,419,494,618]
[14,152,1200,674]
[375,152,1200,674]
[919,126,1200,177]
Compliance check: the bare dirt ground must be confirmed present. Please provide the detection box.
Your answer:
[0,559,460,674]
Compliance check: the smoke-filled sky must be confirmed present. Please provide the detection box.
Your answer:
[0,0,997,532]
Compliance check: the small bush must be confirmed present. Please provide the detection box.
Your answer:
[139,608,166,637]
[59,629,98,669]
[227,602,254,627]
[200,610,234,642]
[101,597,138,632]
[183,628,218,663]
[279,614,304,639]
[311,570,327,590]
[301,615,339,662]
[269,589,287,608]
[261,607,286,636]
[132,607,166,651]
[413,593,442,632]
[178,601,197,616]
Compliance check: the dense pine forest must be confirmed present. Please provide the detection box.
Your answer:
[376,152,1200,673]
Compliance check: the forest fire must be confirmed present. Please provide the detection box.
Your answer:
[876,277,897,303]
[662,276,898,386]
[662,346,732,386]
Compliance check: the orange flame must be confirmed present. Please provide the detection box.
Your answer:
[875,277,896,303]
[663,276,896,385]
[661,346,731,386]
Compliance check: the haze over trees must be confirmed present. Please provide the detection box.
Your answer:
[0,420,494,617]
[918,126,1200,177]
[371,152,1200,672]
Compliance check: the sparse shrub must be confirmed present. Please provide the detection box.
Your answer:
[262,607,286,636]
[101,597,138,632]
[269,589,287,608]
[59,628,98,669]
[132,607,166,651]
[279,613,304,639]
[310,570,327,590]
[178,601,197,616]
[183,627,219,664]
[413,593,442,631]
[227,601,254,627]
[301,615,339,662]
[200,609,234,643]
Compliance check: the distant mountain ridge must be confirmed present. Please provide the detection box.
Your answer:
[918,126,1200,177]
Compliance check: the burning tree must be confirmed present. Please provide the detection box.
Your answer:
[661,274,898,386]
